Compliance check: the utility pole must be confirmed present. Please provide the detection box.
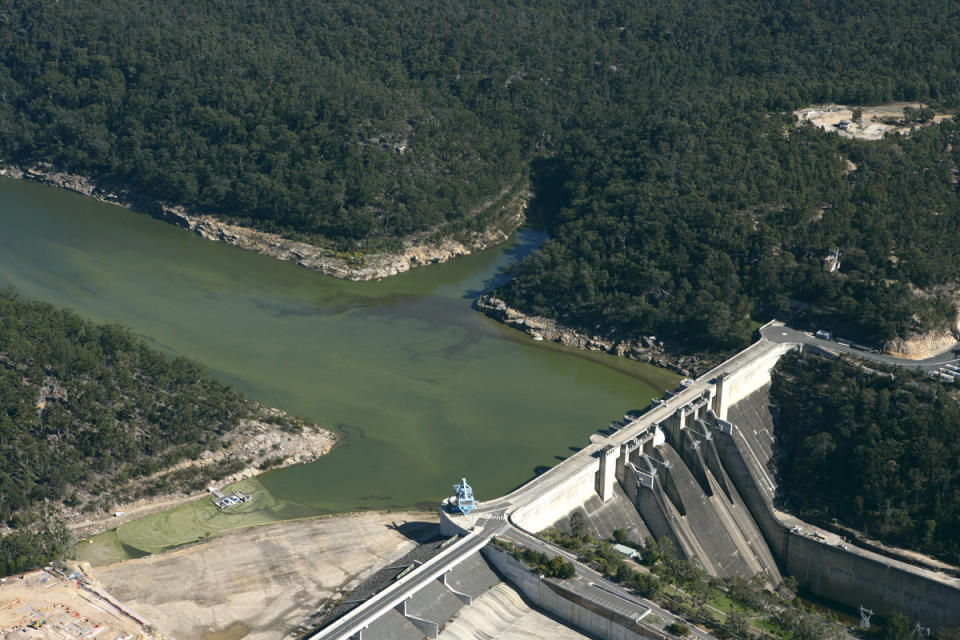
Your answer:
[859,606,873,630]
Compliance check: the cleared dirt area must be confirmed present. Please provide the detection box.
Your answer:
[795,103,952,140]
[0,568,154,640]
[437,581,590,640]
[91,512,437,640]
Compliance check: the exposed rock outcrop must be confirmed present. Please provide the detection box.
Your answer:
[881,285,960,359]
[160,207,520,280]
[476,294,707,376]
[0,164,525,281]
[884,332,959,359]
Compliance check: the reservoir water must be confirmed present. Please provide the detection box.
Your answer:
[0,177,676,551]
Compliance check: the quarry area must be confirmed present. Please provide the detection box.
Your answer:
[0,567,152,640]
[794,102,952,140]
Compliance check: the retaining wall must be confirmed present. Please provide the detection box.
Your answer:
[717,395,960,627]
[482,545,670,640]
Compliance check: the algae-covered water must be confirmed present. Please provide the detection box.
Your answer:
[0,177,677,557]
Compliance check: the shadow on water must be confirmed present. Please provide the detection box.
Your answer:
[462,227,548,301]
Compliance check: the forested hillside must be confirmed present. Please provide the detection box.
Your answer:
[499,111,960,353]
[770,352,960,564]
[4,1,960,351]
[492,1,960,353]
[0,289,303,575]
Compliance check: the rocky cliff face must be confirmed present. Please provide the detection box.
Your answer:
[4,163,710,372]
[881,285,960,359]
[160,207,519,280]
[884,331,959,359]
[1,164,524,281]
[475,295,706,376]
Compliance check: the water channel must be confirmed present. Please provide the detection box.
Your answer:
[0,177,677,556]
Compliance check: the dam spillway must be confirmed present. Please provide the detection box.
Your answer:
[507,334,960,626]
[620,410,782,582]
[318,329,960,639]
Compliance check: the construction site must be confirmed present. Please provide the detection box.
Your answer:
[794,102,952,140]
[0,567,155,640]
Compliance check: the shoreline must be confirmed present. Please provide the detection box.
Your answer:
[65,408,337,541]
[475,294,709,377]
[0,163,526,281]
[0,163,702,375]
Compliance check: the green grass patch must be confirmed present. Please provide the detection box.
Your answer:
[77,477,331,558]
[708,590,735,615]
[73,529,149,566]
[755,617,789,638]
[115,478,289,554]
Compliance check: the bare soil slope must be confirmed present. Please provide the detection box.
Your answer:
[92,512,437,640]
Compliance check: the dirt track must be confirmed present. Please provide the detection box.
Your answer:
[91,512,437,640]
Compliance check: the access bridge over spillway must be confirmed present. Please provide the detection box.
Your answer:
[311,322,960,639]
[308,328,791,640]
[495,324,960,627]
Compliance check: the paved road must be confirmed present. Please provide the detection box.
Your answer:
[761,322,960,371]
[310,325,808,640]
[311,321,948,640]
[307,516,508,640]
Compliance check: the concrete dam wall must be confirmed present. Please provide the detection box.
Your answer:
[483,546,669,640]
[510,334,960,624]
[619,421,782,582]
[721,386,960,627]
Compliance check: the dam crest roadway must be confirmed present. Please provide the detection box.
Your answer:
[310,321,960,640]
[307,321,960,640]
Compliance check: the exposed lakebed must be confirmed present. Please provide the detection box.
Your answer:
[0,177,676,557]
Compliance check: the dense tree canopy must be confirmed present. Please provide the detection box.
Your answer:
[0,1,536,245]
[0,289,268,575]
[4,1,960,351]
[770,352,960,563]
[490,0,960,353]
[500,113,960,352]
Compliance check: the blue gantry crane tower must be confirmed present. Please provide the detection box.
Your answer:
[453,478,476,515]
